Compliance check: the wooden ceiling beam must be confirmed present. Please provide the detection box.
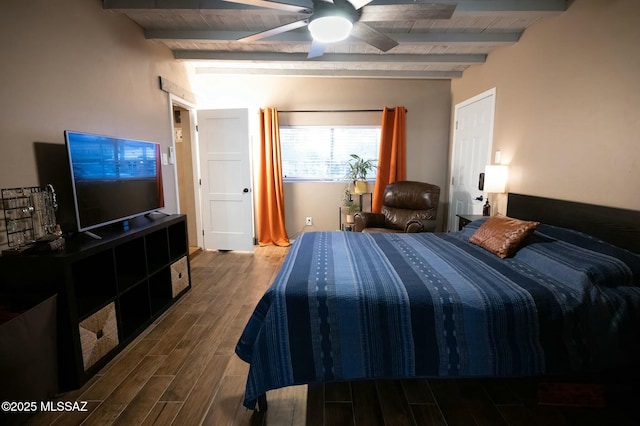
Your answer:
[175,51,486,64]
[104,0,567,13]
[146,29,520,45]
[194,66,463,79]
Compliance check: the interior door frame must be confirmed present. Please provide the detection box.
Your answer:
[448,87,496,232]
[168,93,203,249]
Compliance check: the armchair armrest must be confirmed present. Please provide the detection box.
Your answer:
[353,212,386,232]
[404,219,437,233]
[405,220,424,233]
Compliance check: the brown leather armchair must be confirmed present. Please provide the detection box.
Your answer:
[354,181,440,233]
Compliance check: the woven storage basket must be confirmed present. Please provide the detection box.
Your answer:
[78,302,118,371]
[171,256,189,297]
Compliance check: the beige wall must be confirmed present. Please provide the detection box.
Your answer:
[0,0,193,245]
[451,0,640,213]
[193,75,451,237]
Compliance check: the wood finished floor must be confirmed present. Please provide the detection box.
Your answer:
[24,246,640,426]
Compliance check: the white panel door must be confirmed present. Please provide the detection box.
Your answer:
[448,88,495,232]
[197,108,253,251]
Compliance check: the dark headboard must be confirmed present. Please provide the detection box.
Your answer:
[507,193,640,254]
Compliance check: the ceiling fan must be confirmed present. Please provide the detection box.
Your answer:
[224,0,456,58]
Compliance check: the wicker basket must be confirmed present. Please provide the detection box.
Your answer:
[78,302,119,371]
[170,256,189,297]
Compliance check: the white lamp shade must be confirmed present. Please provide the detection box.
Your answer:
[308,16,353,43]
[484,165,508,193]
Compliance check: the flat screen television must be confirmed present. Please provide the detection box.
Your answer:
[64,130,164,233]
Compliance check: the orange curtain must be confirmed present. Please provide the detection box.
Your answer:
[372,106,407,212]
[257,107,290,246]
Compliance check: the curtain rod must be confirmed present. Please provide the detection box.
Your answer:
[277,108,407,113]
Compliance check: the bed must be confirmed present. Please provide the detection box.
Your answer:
[235,193,640,410]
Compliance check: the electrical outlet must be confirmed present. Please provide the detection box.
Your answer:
[305,217,312,226]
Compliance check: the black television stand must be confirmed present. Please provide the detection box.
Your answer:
[0,214,191,391]
[83,230,102,240]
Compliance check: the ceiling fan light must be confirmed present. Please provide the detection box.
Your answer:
[308,16,353,43]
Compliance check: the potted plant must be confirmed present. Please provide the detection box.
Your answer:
[347,154,376,194]
[346,201,360,224]
[341,187,360,224]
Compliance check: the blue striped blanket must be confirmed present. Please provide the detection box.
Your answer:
[236,221,640,409]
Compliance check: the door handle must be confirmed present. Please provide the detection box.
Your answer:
[243,188,250,193]
[475,195,484,201]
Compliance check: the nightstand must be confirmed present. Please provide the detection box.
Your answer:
[456,214,486,231]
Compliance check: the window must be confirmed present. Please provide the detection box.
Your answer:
[280,126,380,181]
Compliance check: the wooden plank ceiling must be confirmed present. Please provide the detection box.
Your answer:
[103,0,568,79]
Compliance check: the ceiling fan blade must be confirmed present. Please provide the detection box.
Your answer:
[223,0,312,14]
[350,22,398,52]
[348,0,373,10]
[307,39,326,58]
[238,19,309,42]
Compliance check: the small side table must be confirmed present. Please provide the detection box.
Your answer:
[456,214,486,231]
[339,192,372,230]
[341,223,355,232]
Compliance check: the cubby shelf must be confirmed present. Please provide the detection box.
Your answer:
[0,214,191,390]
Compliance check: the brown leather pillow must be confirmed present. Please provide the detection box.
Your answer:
[469,214,540,258]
